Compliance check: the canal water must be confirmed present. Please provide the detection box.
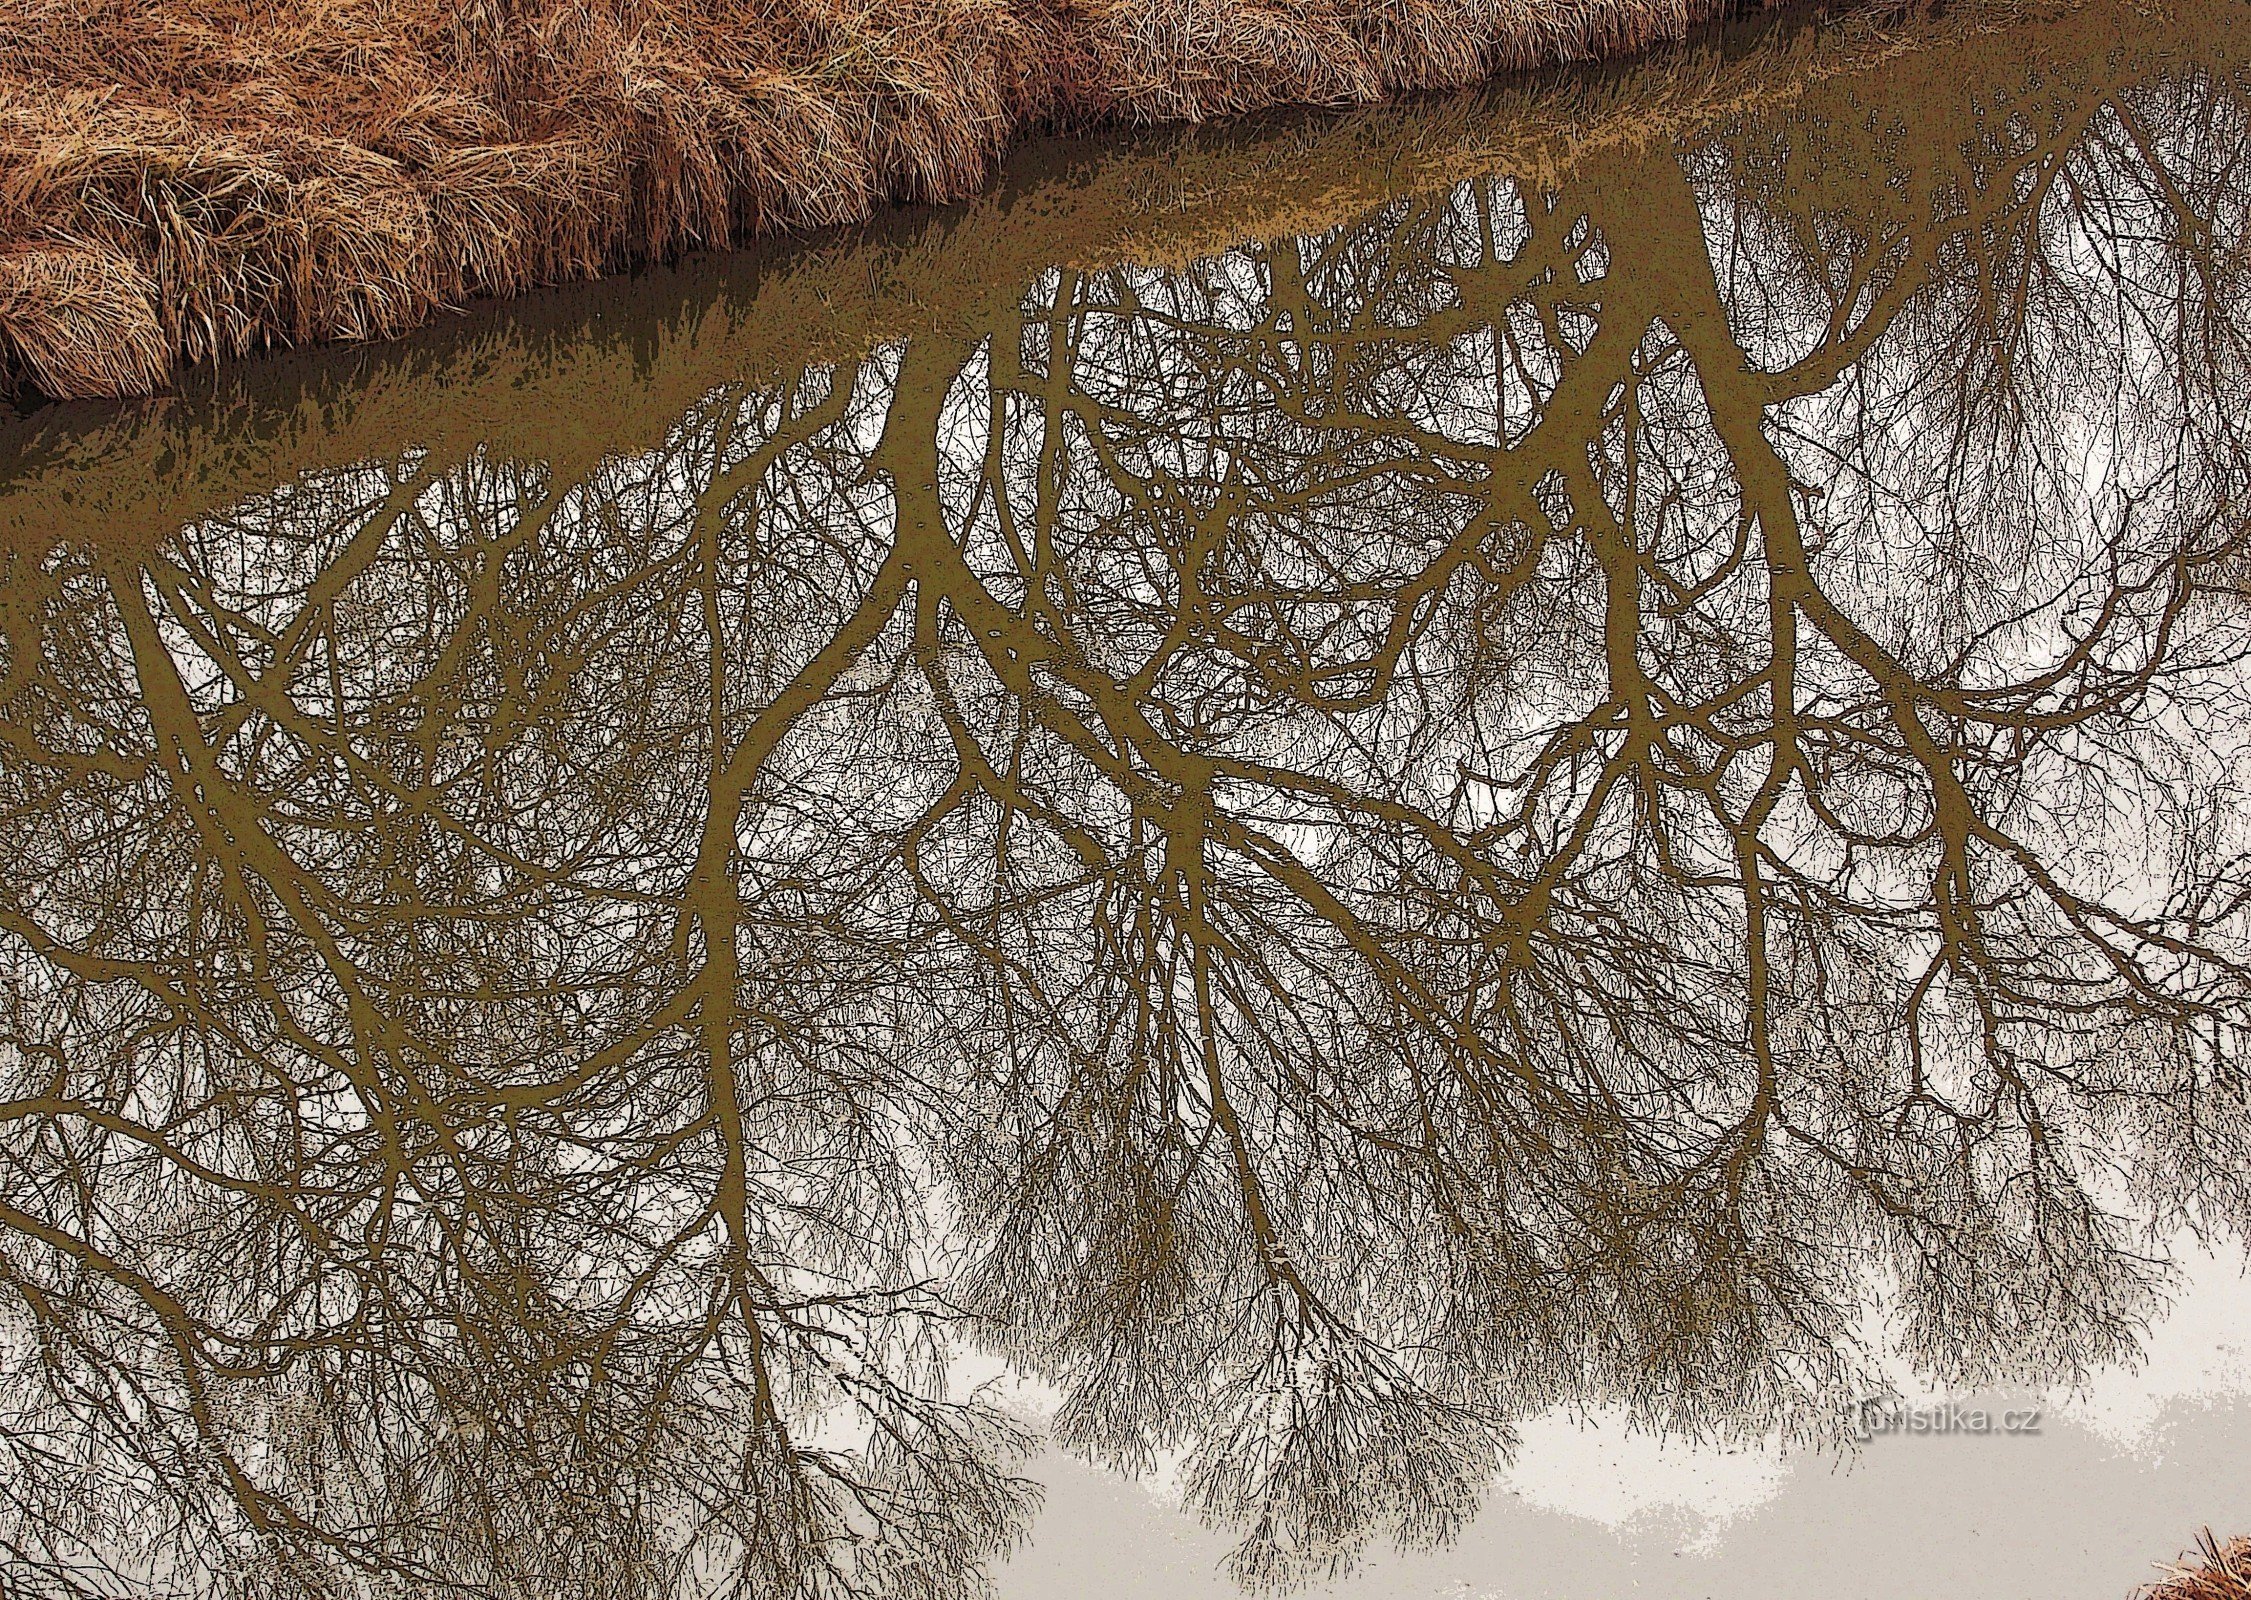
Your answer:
[1,1,2246,1595]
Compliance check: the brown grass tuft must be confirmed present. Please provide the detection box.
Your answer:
[0,0,1764,401]
[0,241,166,398]
[2144,1533,2251,1600]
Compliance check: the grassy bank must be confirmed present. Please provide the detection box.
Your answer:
[5,0,2196,536]
[4,0,2111,527]
[0,0,1784,402]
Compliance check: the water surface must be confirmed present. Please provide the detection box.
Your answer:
[2,2,2248,1595]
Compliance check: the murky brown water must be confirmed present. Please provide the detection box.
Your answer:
[2,2,2248,1596]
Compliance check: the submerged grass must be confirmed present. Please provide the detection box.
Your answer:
[0,0,1790,399]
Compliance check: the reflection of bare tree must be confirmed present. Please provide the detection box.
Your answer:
[3,22,2250,1599]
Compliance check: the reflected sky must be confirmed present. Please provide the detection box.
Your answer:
[1,2,2249,1596]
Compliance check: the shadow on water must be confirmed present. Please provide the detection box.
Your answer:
[1,0,2249,1595]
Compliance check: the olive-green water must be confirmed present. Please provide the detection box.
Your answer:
[2,2,2248,1596]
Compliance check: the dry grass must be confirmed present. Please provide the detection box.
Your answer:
[2144,1534,2251,1600]
[0,0,1773,400]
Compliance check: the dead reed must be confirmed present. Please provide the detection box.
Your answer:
[2144,1534,2251,1600]
[0,0,1762,400]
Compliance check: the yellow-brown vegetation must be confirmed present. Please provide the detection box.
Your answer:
[0,0,1771,400]
[2145,1534,2251,1600]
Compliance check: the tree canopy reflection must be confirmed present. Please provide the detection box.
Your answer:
[2,7,2250,1595]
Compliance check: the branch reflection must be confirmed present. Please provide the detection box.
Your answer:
[3,6,2249,1594]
